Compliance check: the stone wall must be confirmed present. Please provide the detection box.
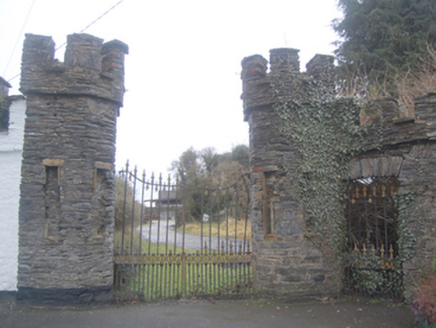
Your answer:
[241,49,340,301]
[17,34,128,303]
[241,48,436,301]
[350,94,436,301]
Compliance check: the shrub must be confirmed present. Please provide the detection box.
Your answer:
[412,253,436,327]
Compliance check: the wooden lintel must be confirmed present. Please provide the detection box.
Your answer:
[262,165,279,172]
[42,159,65,167]
[93,168,98,191]
[95,161,112,170]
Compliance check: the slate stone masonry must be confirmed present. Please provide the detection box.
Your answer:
[17,34,128,303]
[354,94,436,302]
[241,49,340,301]
[241,48,436,301]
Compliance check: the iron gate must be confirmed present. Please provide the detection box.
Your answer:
[113,163,252,301]
[343,177,403,299]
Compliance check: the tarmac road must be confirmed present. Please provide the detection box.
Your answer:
[0,292,415,328]
[139,220,247,252]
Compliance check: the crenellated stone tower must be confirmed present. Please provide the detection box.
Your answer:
[241,49,339,301]
[17,33,128,302]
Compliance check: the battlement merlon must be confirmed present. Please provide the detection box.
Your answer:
[20,33,129,107]
[269,48,300,74]
[305,54,335,94]
[241,48,335,121]
[241,54,269,120]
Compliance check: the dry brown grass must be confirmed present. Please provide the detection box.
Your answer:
[185,217,251,240]
[339,44,436,121]
[394,46,436,117]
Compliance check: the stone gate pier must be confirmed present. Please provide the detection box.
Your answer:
[241,49,340,301]
[17,33,128,302]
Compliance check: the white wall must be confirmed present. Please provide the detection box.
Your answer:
[0,98,25,290]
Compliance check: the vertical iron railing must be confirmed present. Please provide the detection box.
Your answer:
[113,162,252,301]
[344,177,402,299]
[346,179,398,258]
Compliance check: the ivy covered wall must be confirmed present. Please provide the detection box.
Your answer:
[354,95,436,302]
[241,48,436,302]
[241,49,347,301]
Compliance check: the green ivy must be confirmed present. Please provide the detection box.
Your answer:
[343,192,416,296]
[272,75,365,262]
[394,192,416,263]
[272,73,416,297]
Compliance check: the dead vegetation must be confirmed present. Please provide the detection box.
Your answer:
[338,44,436,120]
[185,217,251,240]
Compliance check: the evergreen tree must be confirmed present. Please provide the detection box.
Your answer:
[333,0,436,96]
[230,144,250,169]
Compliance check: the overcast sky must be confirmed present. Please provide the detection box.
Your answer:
[0,0,341,175]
